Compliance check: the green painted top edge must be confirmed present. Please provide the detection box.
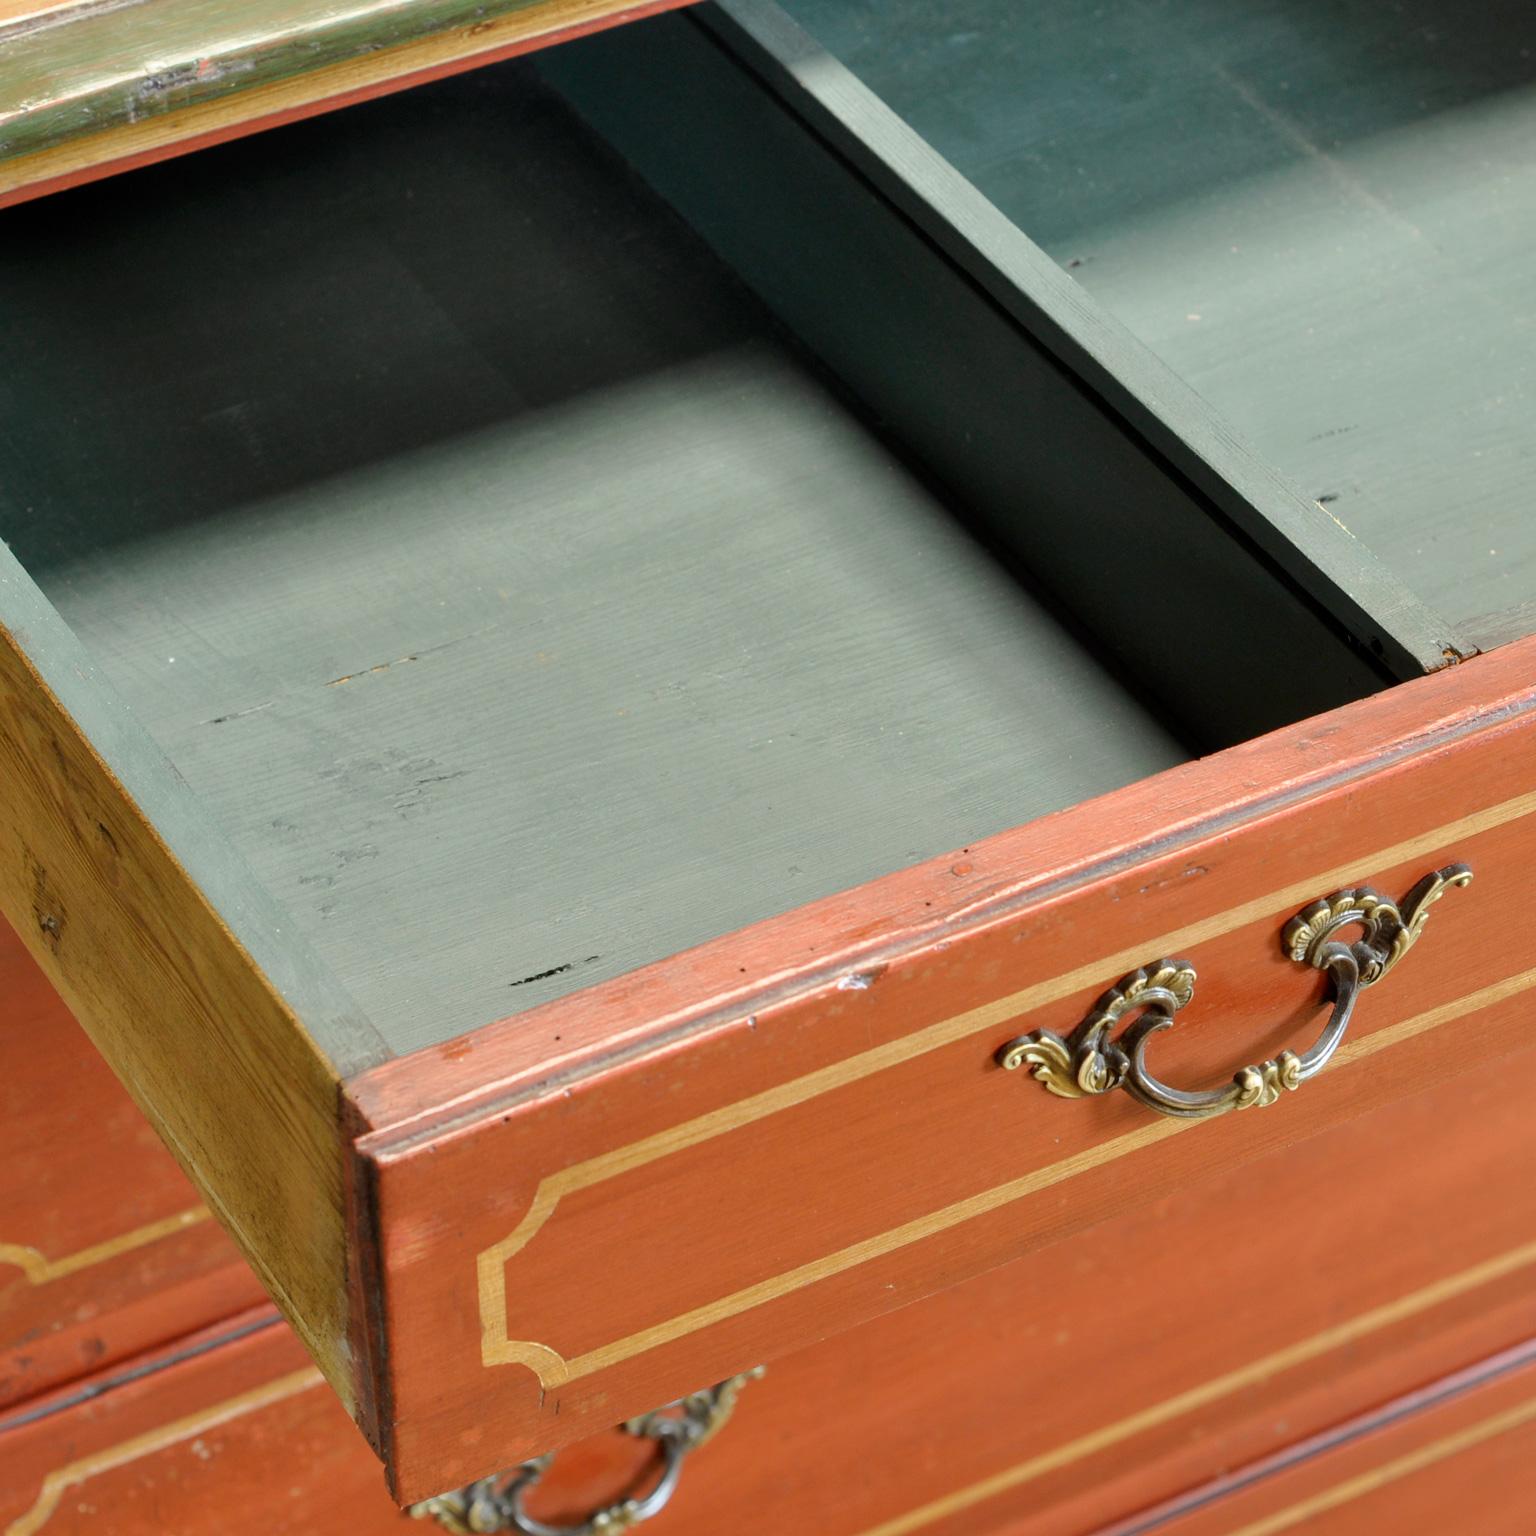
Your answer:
[0,0,565,162]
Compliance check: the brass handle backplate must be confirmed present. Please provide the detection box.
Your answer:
[997,864,1472,1121]
[410,1369,763,1535]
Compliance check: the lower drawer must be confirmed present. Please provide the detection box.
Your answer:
[0,917,262,1409]
[3,1062,1532,1535]
[1122,1344,1536,1536]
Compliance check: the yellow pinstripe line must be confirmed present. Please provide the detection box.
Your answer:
[5,1367,321,1536]
[0,1207,210,1286]
[848,1241,1536,1536]
[1223,1390,1536,1536]
[482,948,1536,1382]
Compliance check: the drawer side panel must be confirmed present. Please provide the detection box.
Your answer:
[0,561,373,1409]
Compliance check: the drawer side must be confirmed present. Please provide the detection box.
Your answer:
[0,554,383,1411]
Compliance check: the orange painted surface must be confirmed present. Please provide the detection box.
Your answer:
[5,1069,1536,1533]
[348,637,1536,1498]
[0,1314,329,1536]
[0,917,263,1409]
[1125,1343,1536,1536]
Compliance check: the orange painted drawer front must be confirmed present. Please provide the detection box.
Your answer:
[0,916,262,1409]
[353,638,1536,1496]
[0,1314,342,1536]
[6,1064,1533,1536]
[1118,1345,1536,1536]
[537,1066,1536,1536]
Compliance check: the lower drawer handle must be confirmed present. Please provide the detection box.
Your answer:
[410,1368,763,1535]
[997,864,1471,1121]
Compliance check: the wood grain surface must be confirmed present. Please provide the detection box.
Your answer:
[783,0,1536,649]
[0,0,692,206]
[0,916,262,1410]
[3,1,1533,1500]
[351,634,1536,1499]
[0,548,378,1410]
[6,1068,1535,1533]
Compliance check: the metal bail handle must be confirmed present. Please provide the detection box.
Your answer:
[410,1370,764,1535]
[996,865,1471,1121]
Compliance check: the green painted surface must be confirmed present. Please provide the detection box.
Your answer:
[0,63,1186,1058]
[784,0,1536,646]
[0,0,569,162]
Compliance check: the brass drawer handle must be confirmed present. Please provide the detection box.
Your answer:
[997,865,1471,1120]
[410,1369,763,1534]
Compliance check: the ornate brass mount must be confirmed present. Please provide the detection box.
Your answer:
[409,1369,763,1535]
[997,865,1471,1121]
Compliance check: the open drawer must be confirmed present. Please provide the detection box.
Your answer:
[1,0,1533,1503]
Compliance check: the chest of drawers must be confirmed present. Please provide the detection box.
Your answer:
[1,0,1533,1517]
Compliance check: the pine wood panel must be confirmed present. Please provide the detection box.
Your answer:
[0,566,362,1411]
[0,0,692,208]
[5,1066,1534,1533]
[350,634,1536,1500]
[0,916,262,1408]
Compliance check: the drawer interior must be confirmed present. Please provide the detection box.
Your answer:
[0,59,1196,1058]
[784,0,1536,650]
[0,3,1455,1063]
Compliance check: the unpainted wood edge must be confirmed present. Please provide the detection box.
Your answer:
[695,0,1468,679]
[0,0,630,158]
[0,546,386,1414]
[1455,605,1536,658]
[0,0,694,208]
[0,552,391,1072]
[342,1094,396,1478]
[347,637,1536,1148]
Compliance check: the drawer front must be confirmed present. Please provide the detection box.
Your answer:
[1124,1345,1536,1536]
[506,1068,1536,1536]
[352,637,1536,1497]
[6,1068,1534,1536]
[0,917,262,1409]
[0,1314,343,1536]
